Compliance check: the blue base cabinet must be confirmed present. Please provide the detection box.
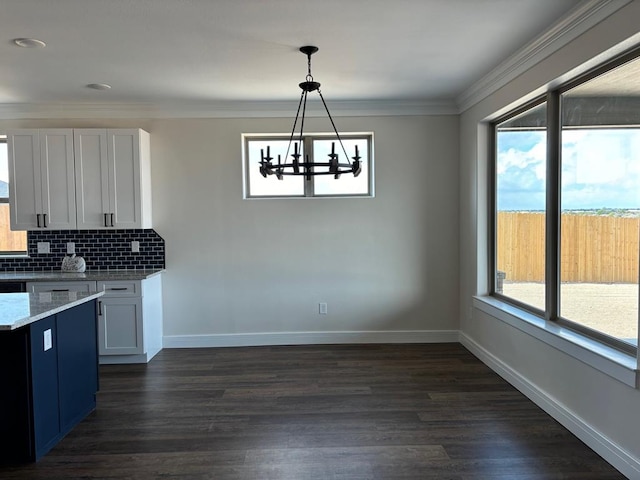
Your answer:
[0,300,98,463]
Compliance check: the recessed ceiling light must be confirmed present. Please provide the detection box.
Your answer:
[86,83,112,91]
[13,38,46,48]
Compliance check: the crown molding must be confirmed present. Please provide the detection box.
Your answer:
[456,0,633,113]
[0,99,458,120]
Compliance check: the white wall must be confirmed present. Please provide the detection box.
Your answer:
[459,2,640,477]
[151,115,460,344]
[1,114,460,344]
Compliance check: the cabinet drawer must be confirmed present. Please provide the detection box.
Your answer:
[97,281,140,297]
[27,281,95,294]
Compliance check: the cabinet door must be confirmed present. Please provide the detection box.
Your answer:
[57,300,98,432]
[108,130,142,228]
[98,297,144,355]
[74,129,111,229]
[29,315,61,460]
[39,130,76,229]
[7,130,42,230]
[7,129,76,230]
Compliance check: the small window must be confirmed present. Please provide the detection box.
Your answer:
[243,133,373,198]
[0,136,28,256]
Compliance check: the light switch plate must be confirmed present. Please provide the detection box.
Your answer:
[67,242,75,254]
[131,241,140,253]
[37,242,50,254]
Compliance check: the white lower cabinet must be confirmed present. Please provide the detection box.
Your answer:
[26,275,162,364]
[98,295,144,356]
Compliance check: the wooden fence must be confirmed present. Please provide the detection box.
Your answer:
[497,212,640,283]
[0,205,27,253]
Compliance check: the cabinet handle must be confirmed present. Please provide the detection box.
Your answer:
[51,289,70,292]
[104,213,109,227]
[110,213,115,227]
[98,301,103,316]
[108,287,128,291]
[43,213,48,228]
[36,213,41,228]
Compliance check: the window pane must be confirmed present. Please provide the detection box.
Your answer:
[495,103,547,310]
[1,139,27,255]
[246,139,304,197]
[560,57,640,347]
[313,138,370,195]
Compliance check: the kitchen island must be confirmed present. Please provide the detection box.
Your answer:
[0,291,104,463]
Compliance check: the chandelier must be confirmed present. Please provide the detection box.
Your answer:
[259,46,361,180]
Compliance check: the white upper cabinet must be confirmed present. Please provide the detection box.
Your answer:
[8,128,151,231]
[73,129,110,229]
[75,128,152,229]
[8,129,77,230]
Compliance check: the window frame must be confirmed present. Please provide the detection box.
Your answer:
[242,132,374,199]
[489,48,640,358]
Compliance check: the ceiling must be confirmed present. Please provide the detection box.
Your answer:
[0,0,597,116]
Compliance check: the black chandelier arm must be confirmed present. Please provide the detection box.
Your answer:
[298,90,309,147]
[284,89,307,164]
[318,90,351,166]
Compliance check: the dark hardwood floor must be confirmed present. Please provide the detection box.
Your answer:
[1,343,625,479]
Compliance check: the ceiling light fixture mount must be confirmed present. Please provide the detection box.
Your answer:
[86,83,112,90]
[13,38,46,48]
[259,46,361,181]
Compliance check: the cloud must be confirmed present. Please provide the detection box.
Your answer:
[497,128,640,211]
[497,131,546,210]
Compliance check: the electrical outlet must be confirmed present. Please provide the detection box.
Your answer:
[43,329,52,351]
[319,302,328,315]
[37,242,50,254]
[131,241,140,253]
[67,242,75,254]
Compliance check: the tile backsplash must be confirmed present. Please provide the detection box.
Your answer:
[0,229,165,271]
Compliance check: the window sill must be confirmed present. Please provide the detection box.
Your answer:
[473,295,638,388]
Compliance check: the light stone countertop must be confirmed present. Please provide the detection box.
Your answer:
[0,291,105,331]
[0,269,163,283]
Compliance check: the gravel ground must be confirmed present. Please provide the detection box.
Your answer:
[502,282,638,344]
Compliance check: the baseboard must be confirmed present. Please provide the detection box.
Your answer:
[163,330,460,349]
[459,332,640,480]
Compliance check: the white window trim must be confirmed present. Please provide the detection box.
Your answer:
[474,295,638,387]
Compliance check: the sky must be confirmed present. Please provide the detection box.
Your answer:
[497,128,640,211]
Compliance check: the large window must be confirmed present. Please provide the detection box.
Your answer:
[0,136,28,256]
[493,51,640,354]
[243,133,373,198]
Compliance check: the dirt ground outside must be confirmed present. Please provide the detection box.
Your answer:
[502,282,639,345]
